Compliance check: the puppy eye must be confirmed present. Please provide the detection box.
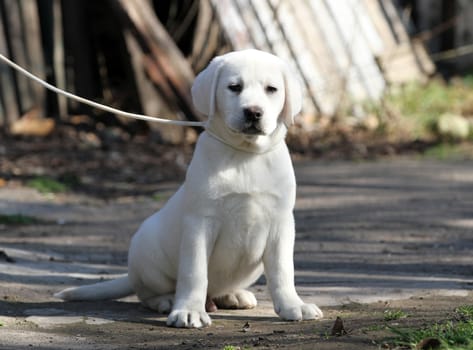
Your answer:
[228,83,242,93]
[266,85,278,94]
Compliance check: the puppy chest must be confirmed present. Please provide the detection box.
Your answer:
[213,194,275,260]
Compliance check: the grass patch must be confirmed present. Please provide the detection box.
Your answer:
[389,320,473,349]
[384,78,473,141]
[423,143,473,160]
[27,176,69,194]
[0,214,39,225]
[387,305,473,349]
[152,192,169,202]
[311,75,473,160]
[384,309,408,322]
[457,306,473,321]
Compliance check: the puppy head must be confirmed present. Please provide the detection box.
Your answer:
[192,50,302,138]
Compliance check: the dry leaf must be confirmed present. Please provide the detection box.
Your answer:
[331,317,347,336]
[10,108,55,137]
[416,337,441,350]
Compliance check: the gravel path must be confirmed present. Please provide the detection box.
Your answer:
[0,159,472,349]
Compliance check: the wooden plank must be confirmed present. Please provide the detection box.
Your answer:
[250,0,283,52]
[0,4,20,128]
[53,0,67,120]
[366,0,434,84]
[362,0,397,51]
[288,0,339,116]
[124,29,185,144]
[20,0,45,118]
[323,0,385,100]
[380,43,425,83]
[352,0,384,55]
[211,0,252,49]
[268,0,323,113]
[3,0,33,113]
[62,1,99,113]
[411,39,435,76]
[115,0,201,121]
[308,0,352,111]
[124,30,165,118]
[380,0,410,43]
[191,0,219,72]
[234,0,267,50]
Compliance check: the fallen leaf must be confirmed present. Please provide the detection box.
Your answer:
[10,108,55,137]
[416,337,441,350]
[331,317,347,336]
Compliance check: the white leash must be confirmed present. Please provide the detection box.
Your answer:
[0,53,206,127]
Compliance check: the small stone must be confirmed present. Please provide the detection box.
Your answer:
[436,113,470,140]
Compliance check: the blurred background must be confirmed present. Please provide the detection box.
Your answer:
[0,0,472,196]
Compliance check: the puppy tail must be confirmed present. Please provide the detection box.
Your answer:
[54,275,133,301]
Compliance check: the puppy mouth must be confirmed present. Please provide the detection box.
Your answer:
[241,123,264,135]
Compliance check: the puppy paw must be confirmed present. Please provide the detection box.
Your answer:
[277,303,323,321]
[213,290,257,310]
[166,309,211,328]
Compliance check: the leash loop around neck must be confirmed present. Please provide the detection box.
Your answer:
[205,125,285,155]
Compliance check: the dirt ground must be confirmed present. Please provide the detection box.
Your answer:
[1,155,473,349]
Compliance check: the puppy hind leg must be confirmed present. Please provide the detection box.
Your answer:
[213,289,257,310]
[206,295,218,312]
[142,293,174,314]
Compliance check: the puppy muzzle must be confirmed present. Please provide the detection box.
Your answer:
[242,106,264,135]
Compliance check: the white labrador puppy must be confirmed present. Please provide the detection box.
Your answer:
[55,49,323,328]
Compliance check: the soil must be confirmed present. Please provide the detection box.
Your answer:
[0,134,472,349]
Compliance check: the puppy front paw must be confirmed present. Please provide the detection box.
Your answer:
[166,309,211,328]
[277,303,323,321]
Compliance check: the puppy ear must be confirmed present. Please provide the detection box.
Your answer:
[281,64,303,127]
[191,56,224,118]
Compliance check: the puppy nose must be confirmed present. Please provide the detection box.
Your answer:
[244,106,263,122]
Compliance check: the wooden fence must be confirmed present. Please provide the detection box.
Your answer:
[0,0,435,137]
[0,0,222,139]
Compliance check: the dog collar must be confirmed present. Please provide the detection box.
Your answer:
[205,126,286,154]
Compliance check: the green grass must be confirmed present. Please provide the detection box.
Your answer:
[380,77,473,141]
[423,143,473,160]
[152,192,169,202]
[26,176,69,194]
[387,306,473,349]
[384,309,408,322]
[457,306,473,320]
[0,214,39,225]
[390,321,473,349]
